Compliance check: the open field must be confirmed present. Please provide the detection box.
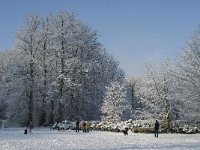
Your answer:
[0,128,200,150]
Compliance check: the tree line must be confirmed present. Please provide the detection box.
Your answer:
[126,31,200,131]
[0,11,125,126]
[0,11,200,130]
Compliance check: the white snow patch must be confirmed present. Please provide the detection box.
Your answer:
[0,128,200,150]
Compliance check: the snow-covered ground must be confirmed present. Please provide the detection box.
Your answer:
[0,128,200,150]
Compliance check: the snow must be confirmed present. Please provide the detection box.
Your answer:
[0,128,200,150]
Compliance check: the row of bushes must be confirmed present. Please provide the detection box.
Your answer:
[132,127,154,133]
[90,122,121,132]
[132,127,200,134]
[170,126,200,134]
[89,120,200,134]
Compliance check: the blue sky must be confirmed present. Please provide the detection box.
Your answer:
[1,0,200,77]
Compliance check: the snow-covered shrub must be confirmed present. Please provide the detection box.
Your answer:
[133,127,154,133]
[89,119,200,134]
[180,125,200,134]
[90,121,127,132]
[169,120,200,134]
[52,120,75,130]
[90,119,156,133]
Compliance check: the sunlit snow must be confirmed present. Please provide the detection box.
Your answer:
[0,128,200,150]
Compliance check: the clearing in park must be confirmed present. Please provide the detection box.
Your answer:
[0,128,200,150]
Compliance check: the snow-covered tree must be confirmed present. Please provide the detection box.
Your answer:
[125,78,145,120]
[13,15,43,125]
[0,52,7,120]
[175,28,200,123]
[1,11,125,126]
[145,62,173,131]
[2,50,30,125]
[125,78,142,110]
[101,81,130,122]
[133,60,184,131]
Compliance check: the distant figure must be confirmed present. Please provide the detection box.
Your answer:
[85,121,89,132]
[29,122,33,133]
[154,120,160,138]
[24,128,27,134]
[122,127,128,136]
[50,123,53,130]
[76,120,80,132]
[82,121,86,133]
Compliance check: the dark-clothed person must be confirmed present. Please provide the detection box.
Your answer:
[154,120,159,137]
[76,120,80,132]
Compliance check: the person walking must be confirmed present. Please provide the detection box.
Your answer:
[76,119,80,132]
[154,120,159,138]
